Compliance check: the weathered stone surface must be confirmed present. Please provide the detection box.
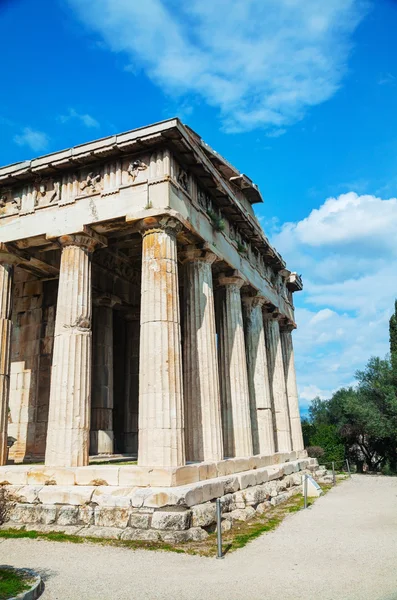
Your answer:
[57,506,80,526]
[270,491,293,506]
[138,219,185,468]
[243,485,269,506]
[256,501,272,514]
[222,476,240,494]
[78,506,95,525]
[158,530,190,543]
[92,486,133,507]
[129,513,151,529]
[77,526,124,540]
[226,507,255,522]
[10,503,57,525]
[191,502,216,527]
[220,519,232,533]
[183,249,223,463]
[45,237,98,467]
[11,485,42,504]
[243,296,275,456]
[38,486,94,506]
[237,471,257,489]
[0,263,13,466]
[187,527,209,541]
[75,467,120,487]
[94,507,130,528]
[264,316,292,453]
[217,274,253,458]
[281,328,305,451]
[121,528,160,542]
[151,510,191,531]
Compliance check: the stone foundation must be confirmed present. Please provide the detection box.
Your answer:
[1,456,318,543]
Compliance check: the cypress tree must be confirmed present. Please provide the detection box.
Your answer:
[389,300,397,389]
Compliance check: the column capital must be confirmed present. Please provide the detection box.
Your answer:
[137,216,183,238]
[242,293,266,309]
[280,321,296,333]
[218,270,245,290]
[93,293,121,308]
[49,226,106,254]
[0,244,20,267]
[180,244,217,265]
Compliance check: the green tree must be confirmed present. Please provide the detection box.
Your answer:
[389,299,397,389]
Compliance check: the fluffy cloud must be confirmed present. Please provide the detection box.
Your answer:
[66,0,367,132]
[59,108,100,128]
[13,127,49,152]
[271,192,397,408]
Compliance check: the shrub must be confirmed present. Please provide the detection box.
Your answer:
[306,446,325,459]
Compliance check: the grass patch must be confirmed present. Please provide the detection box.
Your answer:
[0,481,341,557]
[0,568,32,600]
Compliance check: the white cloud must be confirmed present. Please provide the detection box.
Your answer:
[66,0,367,132]
[13,127,49,152]
[59,108,100,128]
[271,192,397,409]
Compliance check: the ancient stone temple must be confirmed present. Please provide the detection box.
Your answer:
[0,120,310,540]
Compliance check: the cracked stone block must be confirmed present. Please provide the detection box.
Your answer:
[94,507,130,528]
[151,510,191,531]
[191,502,216,527]
[129,513,151,529]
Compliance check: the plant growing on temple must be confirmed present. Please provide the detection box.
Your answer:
[236,241,248,254]
[207,208,225,232]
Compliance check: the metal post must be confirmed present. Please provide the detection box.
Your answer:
[303,474,308,509]
[216,498,224,559]
[332,461,336,485]
[346,459,351,477]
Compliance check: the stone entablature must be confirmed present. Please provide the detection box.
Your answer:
[0,119,295,323]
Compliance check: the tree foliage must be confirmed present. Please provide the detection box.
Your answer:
[304,355,397,472]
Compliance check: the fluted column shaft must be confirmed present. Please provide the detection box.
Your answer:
[138,217,185,467]
[45,234,98,467]
[217,273,253,458]
[124,316,140,454]
[281,327,304,451]
[243,296,275,456]
[0,262,13,465]
[91,303,114,454]
[183,247,223,462]
[264,315,292,453]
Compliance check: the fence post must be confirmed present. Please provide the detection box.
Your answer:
[346,459,351,477]
[303,474,308,509]
[216,498,224,559]
[332,461,336,485]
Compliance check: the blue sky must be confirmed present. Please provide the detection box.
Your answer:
[1,0,397,413]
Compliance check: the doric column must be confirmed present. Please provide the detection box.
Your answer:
[137,216,185,467]
[242,295,275,456]
[264,313,292,453]
[91,296,117,455]
[182,246,223,462]
[0,257,13,465]
[124,313,140,455]
[280,325,304,451]
[45,233,101,467]
[217,272,253,458]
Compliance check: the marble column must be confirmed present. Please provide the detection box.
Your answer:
[91,298,115,455]
[243,295,275,456]
[124,314,139,455]
[217,272,253,458]
[182,246,223,462]
[0,261,13,465]
[280,325,304,451]
[137,216,185,467]
[264,313,292,453]
[45,234,99,467]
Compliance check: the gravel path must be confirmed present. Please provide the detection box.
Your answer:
[1,475,397,600]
